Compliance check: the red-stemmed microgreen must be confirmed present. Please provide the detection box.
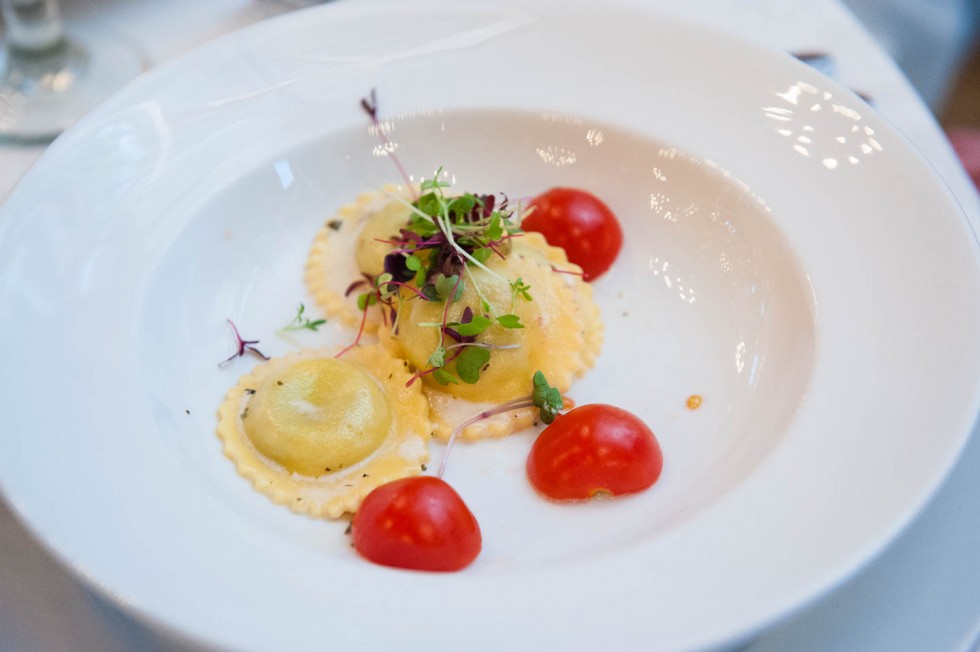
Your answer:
[377,178,516,287]
[437,371,565,478]
[348,92,547,388]
[219,319,269,365]
[379,278,430,302]
[549,265,585,277]
[334,297,371,359]
[361,89,416,200]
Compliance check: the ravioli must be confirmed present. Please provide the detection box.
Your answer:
[223,185,605,516]
[305,186,414,332]
[216,345,430,518]
[381,232,603,441]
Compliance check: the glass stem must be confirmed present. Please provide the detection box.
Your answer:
[1,0,64,53]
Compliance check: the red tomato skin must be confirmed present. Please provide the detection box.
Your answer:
[352,476,482,572]
[527,404,663,501]
[524,188,623,281]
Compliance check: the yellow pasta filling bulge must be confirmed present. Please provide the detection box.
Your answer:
[354,200,412,279]
[391,247,585,404]
[244,358,392,476]
[217,345,431,518]
[221,185,605,516]
[304,186,414,331]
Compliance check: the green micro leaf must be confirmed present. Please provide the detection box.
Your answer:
[421,284,439,302]
[410,213,439,237]
[420,170,449,191]
[510,277,533,302]
[486,213,504,241]
[405,253,427,286]
[375,272,395,298]
[448,194,476,219]
[496,314,524,329]
[471,247,493,264]
[455,346,491,384]
[427,346,446,368]
[454,314,492,336]
[417,191,442,218]
[375,272,393,286]
[356,292,377,311]
[435,274,464,302]
[532,370,563,424]
[433,368,458,385]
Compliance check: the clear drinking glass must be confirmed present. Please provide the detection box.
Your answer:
[0,0,145,142]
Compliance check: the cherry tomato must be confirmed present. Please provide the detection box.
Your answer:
[352,476,481,572]
[527,404,662,501]
[524,188,623,281]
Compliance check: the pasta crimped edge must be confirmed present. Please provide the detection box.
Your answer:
[216,344,431,518]
[304,185,413,333]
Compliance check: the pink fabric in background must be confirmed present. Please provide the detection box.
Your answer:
[948,128,980,191]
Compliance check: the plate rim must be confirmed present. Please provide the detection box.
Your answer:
[2,1,979,650]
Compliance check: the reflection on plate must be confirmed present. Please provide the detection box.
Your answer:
[1,1,978,650]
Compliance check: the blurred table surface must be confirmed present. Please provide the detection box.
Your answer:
[1,0,979,650]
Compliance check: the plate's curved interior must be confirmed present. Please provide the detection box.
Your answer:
[137,110,816,564]
[1,2,978,650]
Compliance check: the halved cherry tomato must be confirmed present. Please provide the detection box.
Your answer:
[527,404,662,501]
[524,188,623,281]
[352,476,481,572]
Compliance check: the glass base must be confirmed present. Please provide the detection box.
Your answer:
[0,30,145,142]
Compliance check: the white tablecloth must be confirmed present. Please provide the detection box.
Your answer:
[2,1,978,650]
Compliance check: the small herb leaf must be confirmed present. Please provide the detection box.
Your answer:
[496,314,524,329]
[486,213,504,241]
[453,314,492,336]
[532,370,563,424]
[448,194,476,218]
[421,283,439,302]
[472,247,493,264]
[418,192,441,217]
[428,346,447,368]
[456,346,492,384]
[280,303,327,333]
[511,277,533,302]
[420,176,450,192]
[435,274,464,302]
[433,368,459,385]
[356,292,377,311]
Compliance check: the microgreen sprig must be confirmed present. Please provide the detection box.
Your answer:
[437,371,565,477]
[219,319,269,365]
[279,303,326,333]
[532,370,564,425]
[360,89,416,200]
[356,91,536,388]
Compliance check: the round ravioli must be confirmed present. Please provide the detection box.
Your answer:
[305,186,415,332]
[216,344,430,518]
[381,232,603,441]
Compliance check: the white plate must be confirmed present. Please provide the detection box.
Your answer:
[1,1,979,650]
